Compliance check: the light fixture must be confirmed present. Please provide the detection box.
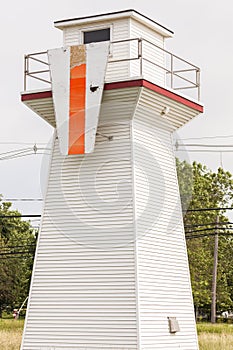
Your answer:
[161,106,170,116]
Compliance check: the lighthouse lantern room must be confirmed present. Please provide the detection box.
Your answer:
[21,9,203,350]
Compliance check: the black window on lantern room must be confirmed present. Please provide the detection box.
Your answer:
[83,28,110,44]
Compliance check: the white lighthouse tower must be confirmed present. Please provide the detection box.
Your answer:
[21,10,203,350]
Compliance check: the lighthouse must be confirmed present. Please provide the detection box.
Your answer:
[21,10,203,350]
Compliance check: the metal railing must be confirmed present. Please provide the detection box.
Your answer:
[24,52,51,91]
[144,38,201,99]
[24,38,201,100]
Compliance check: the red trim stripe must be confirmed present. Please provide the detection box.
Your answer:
[142,80,203,112]
[105,79,203,113]
[21,79,203,113]
[105,80,143,90]
[21,91,52,101]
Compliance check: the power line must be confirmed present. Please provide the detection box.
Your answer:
[0,250,35,256]
[0,238,37,244]
[177,143,233,148]
[3,199,43,202]
[186,227,233,234]
[174,141,233,153]
[0,147,51,156]
[0,150,34,161]
[0,244,35,250]
[176,149,233,153]
[0,142,47,145]
[0,146,51,161]
[2,153,51,160]
[176,134,233,141]
[184,222,233,228]
[186,232,233,239]
[0,151,51,161]
[0,215,41,218]
[0,148,32,157]
[185,207,233,212]
[0,255,34,260]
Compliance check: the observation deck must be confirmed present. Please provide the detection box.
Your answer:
[21,10,203,131]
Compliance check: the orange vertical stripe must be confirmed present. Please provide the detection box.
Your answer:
[68,64,86,154]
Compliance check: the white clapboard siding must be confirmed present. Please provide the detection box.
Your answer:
[63,18,130,82]
[21,90,139,350]
[22,95,56,128]
[21,85,200,349]
[132,103,198,349]
[137,88,201,131]
[106,19,130,82]
[62,17,168,85]
[63,26,81,46]
[130,18,165,86]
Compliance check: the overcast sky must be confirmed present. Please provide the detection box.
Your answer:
[0,0,232,218]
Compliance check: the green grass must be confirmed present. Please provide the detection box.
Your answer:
[0,318,24,331]
[0,319,24,350]
[197,322,233,350]
[0,319,233,350]
[197,322,233,334]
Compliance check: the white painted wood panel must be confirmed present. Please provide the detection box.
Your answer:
[21,95,56,127]
[63,17,167,85]
[63,19,130,83]
[63,26,81,46]
[48,47,70,154]
[130,18,165,86]
[132,97,198,349]
[21,86,200,349]
[21,90,139,350]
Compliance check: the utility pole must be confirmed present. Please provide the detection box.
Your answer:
[211,215,219,324]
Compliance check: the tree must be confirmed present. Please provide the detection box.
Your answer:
[0,198,36,317]
[176,160,233,317]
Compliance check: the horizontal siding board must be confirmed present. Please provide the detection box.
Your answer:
[63,19,130,82]
[22,64,200,349]
[130,18,165,86]
[23,97,56,127]
[137,88,199,130]
[133,94,198,349]
[21,98,137,349]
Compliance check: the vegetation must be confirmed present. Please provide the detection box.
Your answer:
[0,319,24,350]
[177,160,233,318]
[0,198,36,317]
[1,160,233,349]
[197,323,233,350]
[0,319,233,350]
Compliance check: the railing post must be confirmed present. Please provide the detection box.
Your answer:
[171,54,174,89]
[138,38,143,77]
[24,55,27,91]
[22,43,201,98]
[196,69,201,101]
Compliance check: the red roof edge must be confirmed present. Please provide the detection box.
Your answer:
[21,79,203,113]
[104,80,203,113]
[21,90,53,101]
